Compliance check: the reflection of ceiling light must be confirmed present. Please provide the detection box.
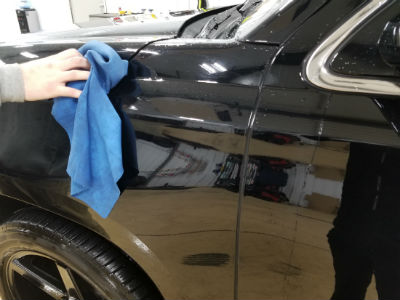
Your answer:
[212,62,227,72]
[122,48,160,55]
[20,51,39,59]
[133,237,150,253]
[141,78,164,82]
[179,116,204,122]
[122,48,139,52]
[200,62,227,74]
[140,50,160,56]
[200,63,216,74]
[198,80,218,84]
[15,44,33,48]
[391,121,399,134]
[129,105,138,110]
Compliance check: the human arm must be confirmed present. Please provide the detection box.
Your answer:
[0,63,24,105]
[0,48,90,105]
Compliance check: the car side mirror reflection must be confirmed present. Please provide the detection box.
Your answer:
[379,17,400,68]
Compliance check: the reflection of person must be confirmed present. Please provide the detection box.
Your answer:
[0,49,90,105]
[328,142,400,300]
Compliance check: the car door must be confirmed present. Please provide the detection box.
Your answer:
[238,0,400,299]
[117,35,276,298]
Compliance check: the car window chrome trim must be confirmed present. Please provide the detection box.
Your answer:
[236,0,296,42]
[303,0,399,96]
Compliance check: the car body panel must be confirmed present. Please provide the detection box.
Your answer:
[0,35,276,299]
[0,19,183,46]
[239,0,400,298]
[1,0,400,299]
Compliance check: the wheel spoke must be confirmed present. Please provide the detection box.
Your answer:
[10,258,66,300]
[56,263,84,300]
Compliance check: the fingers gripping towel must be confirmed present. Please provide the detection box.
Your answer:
[52,41,128,218]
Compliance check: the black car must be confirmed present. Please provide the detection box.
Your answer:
[1,0,400,299]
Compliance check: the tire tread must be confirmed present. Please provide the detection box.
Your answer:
[4,207,162,300]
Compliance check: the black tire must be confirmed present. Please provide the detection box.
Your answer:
[0,207,162,300]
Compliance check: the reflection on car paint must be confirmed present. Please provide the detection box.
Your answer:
[1,0,400,299]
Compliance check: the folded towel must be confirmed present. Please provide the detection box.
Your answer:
[52,40,130,218]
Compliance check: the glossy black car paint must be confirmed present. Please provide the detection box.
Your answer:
[0,37,275,300]
[1,0,399,299]
[331,1,400,78]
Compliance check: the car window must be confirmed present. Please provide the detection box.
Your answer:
[181,0,296,39]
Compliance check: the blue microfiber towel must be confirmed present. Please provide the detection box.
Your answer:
[52,40,131,218]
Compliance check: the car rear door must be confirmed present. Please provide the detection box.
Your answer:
[238,0,400,299]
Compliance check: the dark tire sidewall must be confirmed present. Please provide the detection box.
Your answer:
[0,224,133,300]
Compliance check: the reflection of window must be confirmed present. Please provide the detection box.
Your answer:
[206,0,245,9]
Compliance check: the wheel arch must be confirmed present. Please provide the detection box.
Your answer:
[0,195,175,299]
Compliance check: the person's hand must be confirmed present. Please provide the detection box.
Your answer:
[20,48,91,101]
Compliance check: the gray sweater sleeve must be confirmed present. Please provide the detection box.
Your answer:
[0,64,25,106]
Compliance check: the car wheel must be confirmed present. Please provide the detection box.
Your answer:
[0,207,162,300]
